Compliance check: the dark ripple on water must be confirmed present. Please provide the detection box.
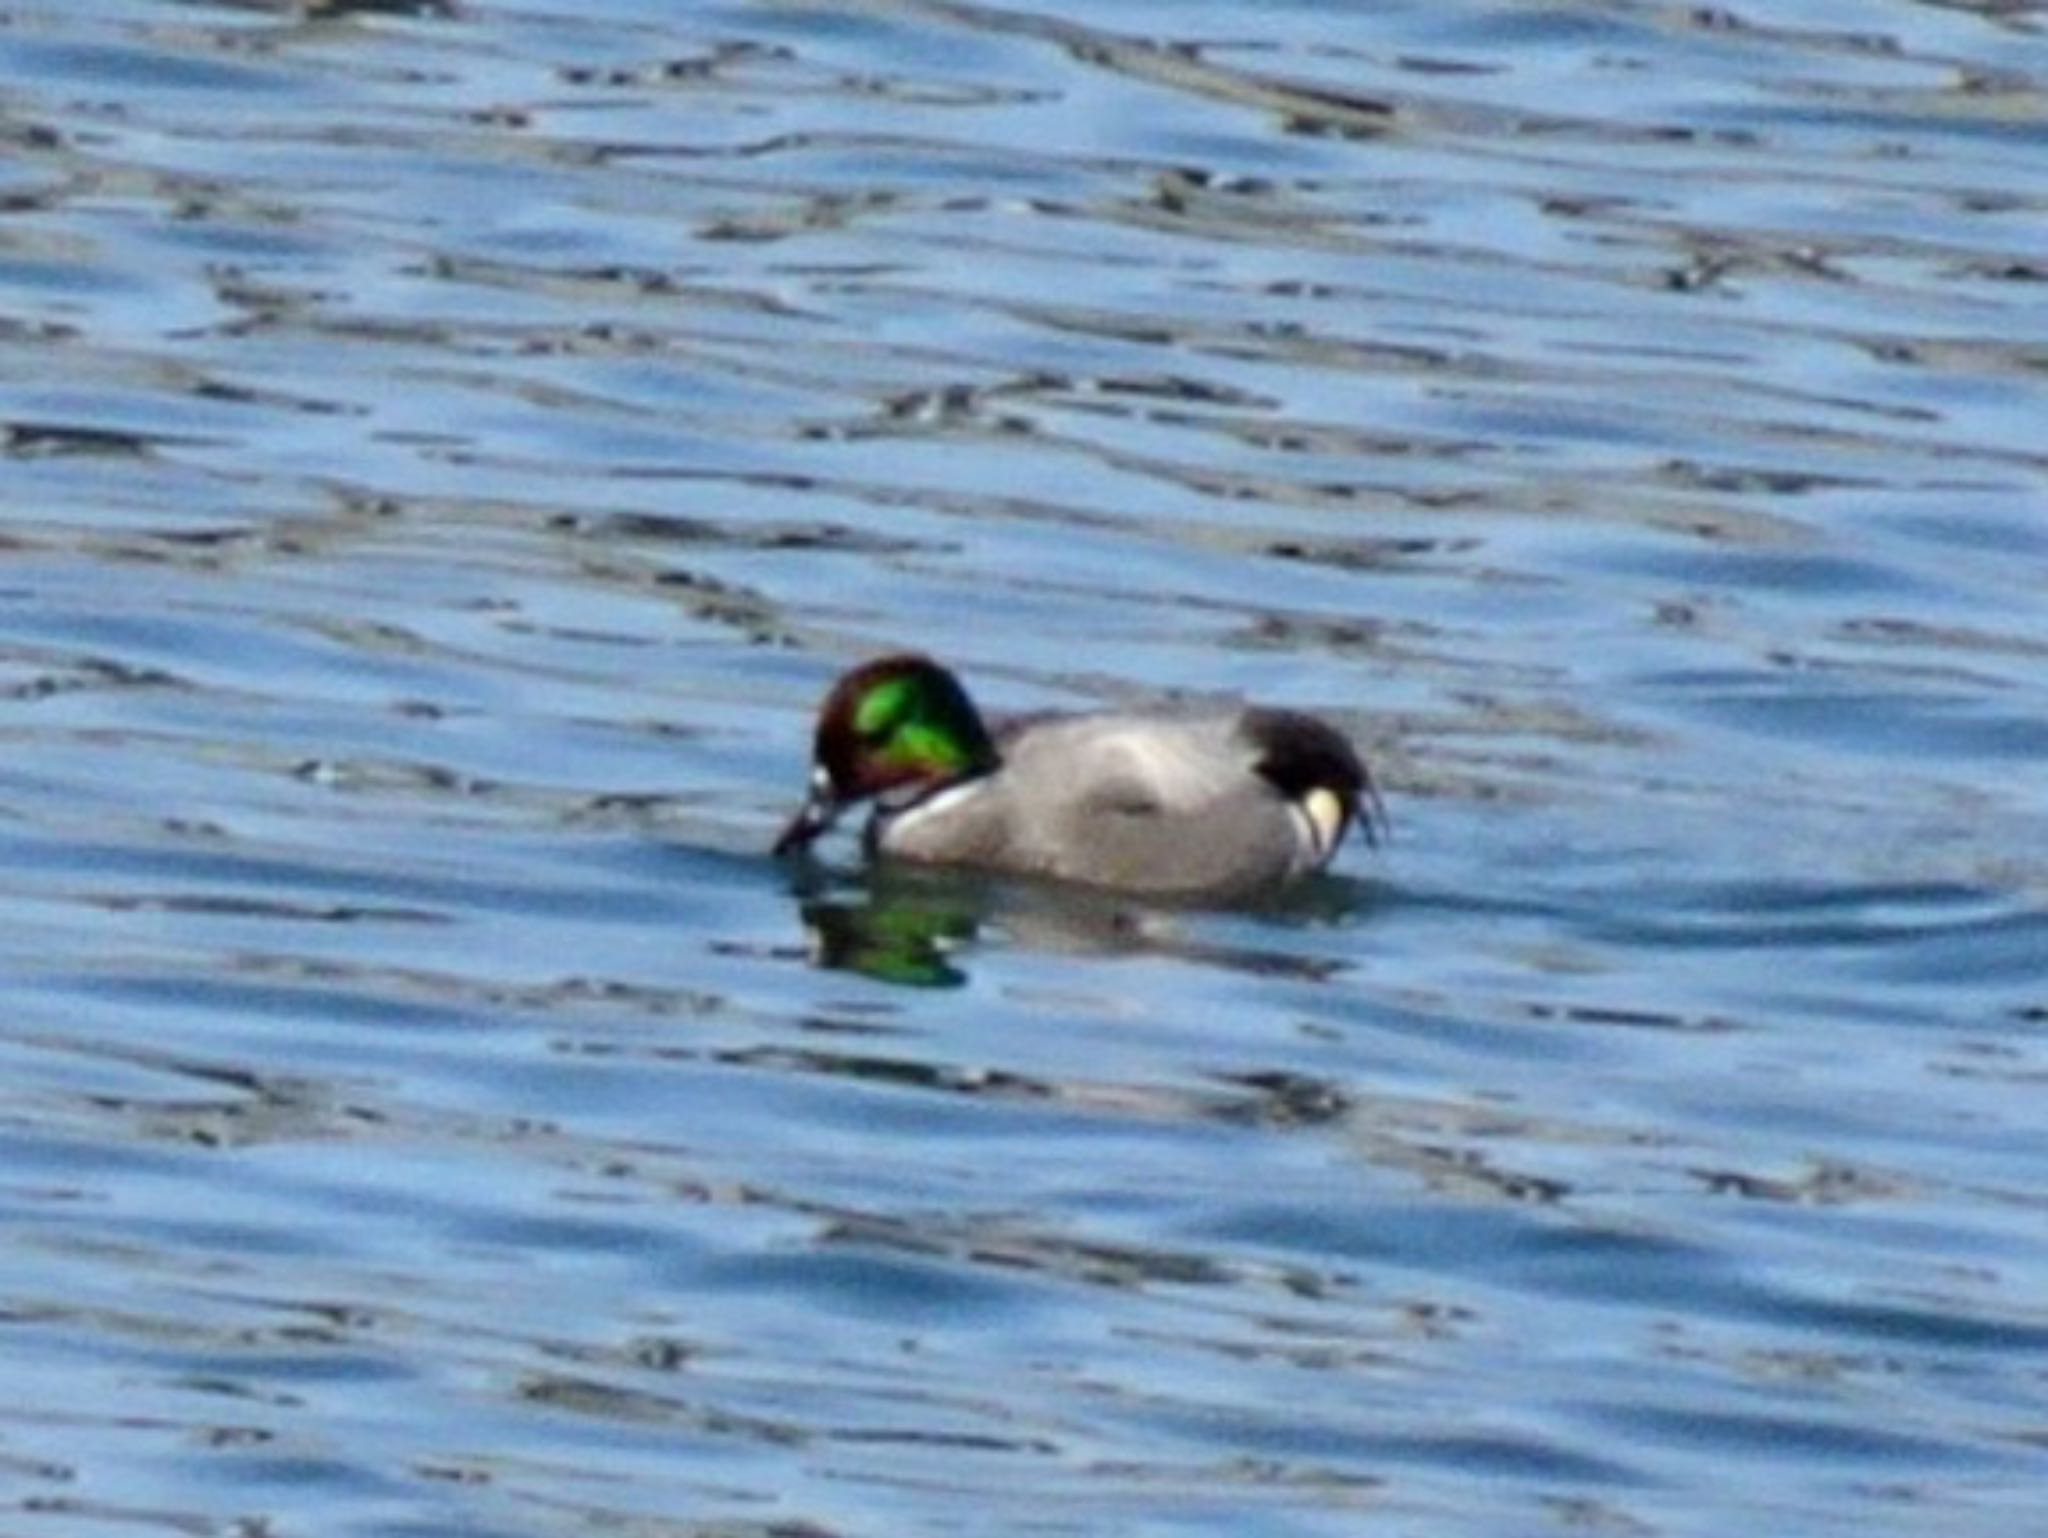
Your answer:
[1,1,2046,1535]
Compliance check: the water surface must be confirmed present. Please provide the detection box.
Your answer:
[2,1,2046,1535]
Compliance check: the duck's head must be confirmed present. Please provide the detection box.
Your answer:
[773,654,1001,856]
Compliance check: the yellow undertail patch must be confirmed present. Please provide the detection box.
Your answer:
[1302,786,1347,859]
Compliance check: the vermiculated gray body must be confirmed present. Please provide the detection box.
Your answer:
[873,709,1352,897]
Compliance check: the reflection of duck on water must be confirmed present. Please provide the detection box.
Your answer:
[794,852,1376,990]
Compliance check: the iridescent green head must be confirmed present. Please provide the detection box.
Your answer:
[773,655,1000,856]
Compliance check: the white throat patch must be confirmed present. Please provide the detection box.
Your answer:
[883,775,986,831]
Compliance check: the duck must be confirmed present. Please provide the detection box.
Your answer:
[772,654,1383,897]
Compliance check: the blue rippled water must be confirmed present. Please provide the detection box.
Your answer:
[1,1,2045,1535]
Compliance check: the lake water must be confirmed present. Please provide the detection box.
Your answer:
[2,1,2045,1534]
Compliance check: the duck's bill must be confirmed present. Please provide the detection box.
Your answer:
[771,776,843,856]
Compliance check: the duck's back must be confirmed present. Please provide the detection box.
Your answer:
[881,710,1324,895]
